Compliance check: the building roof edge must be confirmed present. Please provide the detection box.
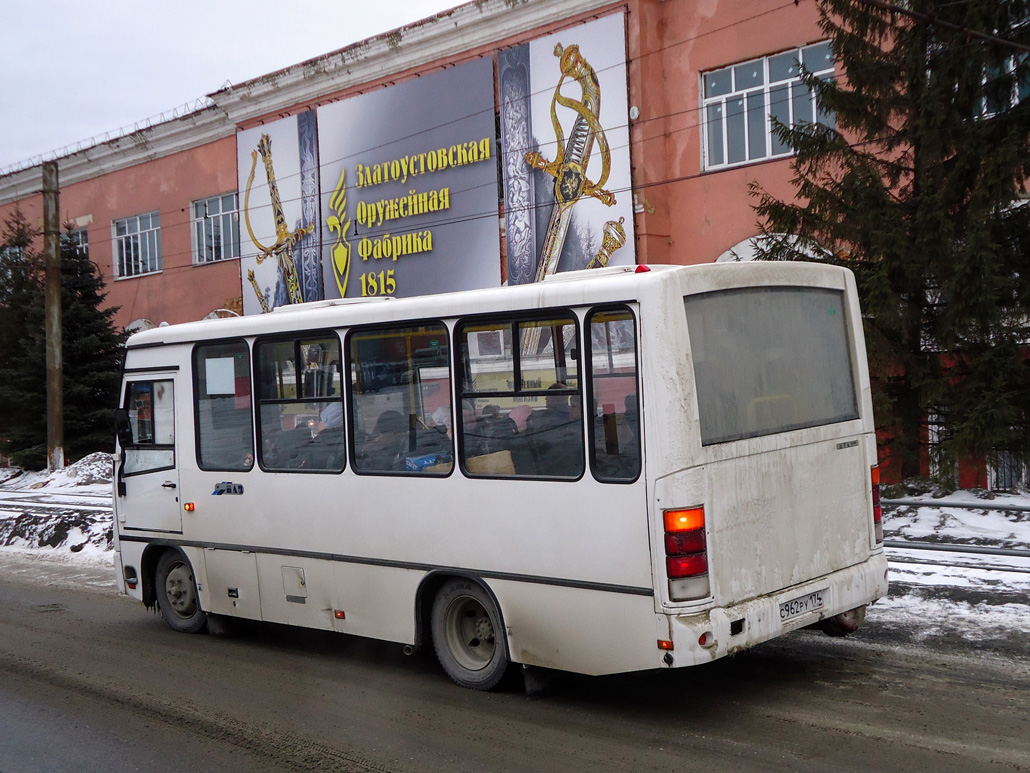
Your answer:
[0,0,619,205]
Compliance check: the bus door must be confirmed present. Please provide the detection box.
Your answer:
[116,374,182,534]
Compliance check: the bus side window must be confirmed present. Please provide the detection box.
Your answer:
[254,335,345,473]
[194,340,254,471]
[347,323,453,475]
[587,307,641,483]
[458,314,583,479]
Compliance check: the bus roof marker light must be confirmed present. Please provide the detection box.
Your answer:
[635,264,651,273]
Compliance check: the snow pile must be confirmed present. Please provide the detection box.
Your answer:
[0,453,114,561]
[0,452,113,493]
[871,594,1030,650]
[884,502,1030,550]
[0,513,113,562]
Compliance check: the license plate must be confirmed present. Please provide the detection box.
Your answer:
[779,589,825,622]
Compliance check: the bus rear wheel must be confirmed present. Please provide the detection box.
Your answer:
[819,605,866,637]
[431,579,510,690]
[155,550,207,634]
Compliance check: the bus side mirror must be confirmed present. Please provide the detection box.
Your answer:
[114,408,133,447]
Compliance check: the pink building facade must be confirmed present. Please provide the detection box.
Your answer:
[0,0,827,330]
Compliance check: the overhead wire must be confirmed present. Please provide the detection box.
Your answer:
[7,0,1027,286]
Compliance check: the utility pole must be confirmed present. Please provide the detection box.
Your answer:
[42,161,64,471]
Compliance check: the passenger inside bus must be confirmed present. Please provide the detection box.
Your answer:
[526,383,583,477]
[358,409,409,472]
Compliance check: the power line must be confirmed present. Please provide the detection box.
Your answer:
[7,1,1027,298]
[854,0,1030,54]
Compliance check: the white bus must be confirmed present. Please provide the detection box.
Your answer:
[113,262,888,690]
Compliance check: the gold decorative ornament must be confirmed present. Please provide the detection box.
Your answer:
[586,217,626,269]
[327,167,352,297]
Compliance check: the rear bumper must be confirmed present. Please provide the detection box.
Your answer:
[663,552,889,667]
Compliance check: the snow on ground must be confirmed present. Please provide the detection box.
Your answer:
[0,451,113,493]
[884,497,1030,550]
[0,456,1028,653]
[0,453,114,565]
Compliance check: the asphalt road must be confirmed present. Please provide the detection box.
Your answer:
[0,554,1028,773]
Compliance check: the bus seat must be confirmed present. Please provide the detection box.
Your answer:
[267,427,314,469]
[466,450,515,475]
[306,428,345,470]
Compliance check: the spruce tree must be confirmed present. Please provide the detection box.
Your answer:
[751,0,1030,481]
[55,234,127,462]
[0,209,45,466]
[0,216,126,469]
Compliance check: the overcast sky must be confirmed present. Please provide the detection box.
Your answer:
[0,1,461,171]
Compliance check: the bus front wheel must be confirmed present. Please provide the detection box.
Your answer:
[155,550,207,634]
[431,579,510,690]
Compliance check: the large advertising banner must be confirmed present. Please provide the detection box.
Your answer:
[238,111,323,315]
[499,13,634,285]
[235,14,632,314]
[318,57,500,299]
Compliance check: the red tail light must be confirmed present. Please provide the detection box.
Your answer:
[664,506,710,600]
[667,553,708,578]
[871,465,883,543]
[665,530,706,555]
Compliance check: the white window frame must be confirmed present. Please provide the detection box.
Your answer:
[67,228,89,257]
[702,41,836,171]
[191,192,240,265]
[113,211,161,278]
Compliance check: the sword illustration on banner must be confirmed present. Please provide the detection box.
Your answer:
[246,270,271,314]
[523,42,620,356]
[525,42,617,282]
[586,217,627,269]
[243,134,313,311]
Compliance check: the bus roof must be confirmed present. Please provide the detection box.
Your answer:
[124,261,848,349]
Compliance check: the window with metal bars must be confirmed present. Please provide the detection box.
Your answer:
[192,193,240,264]
[113,211,161,278]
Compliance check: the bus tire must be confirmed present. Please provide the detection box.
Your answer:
[819,605,866,637]
[431,578,510,690]
[155,550,207,634]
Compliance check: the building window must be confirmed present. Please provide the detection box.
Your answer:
[67,228,89,257]
[113,212,161,278]
[0,245,24,285]
[702,41,835,170]
[982,54,1030,117]
[192,193,240,264]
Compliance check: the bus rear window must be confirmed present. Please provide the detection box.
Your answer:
[685,286,859,445]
